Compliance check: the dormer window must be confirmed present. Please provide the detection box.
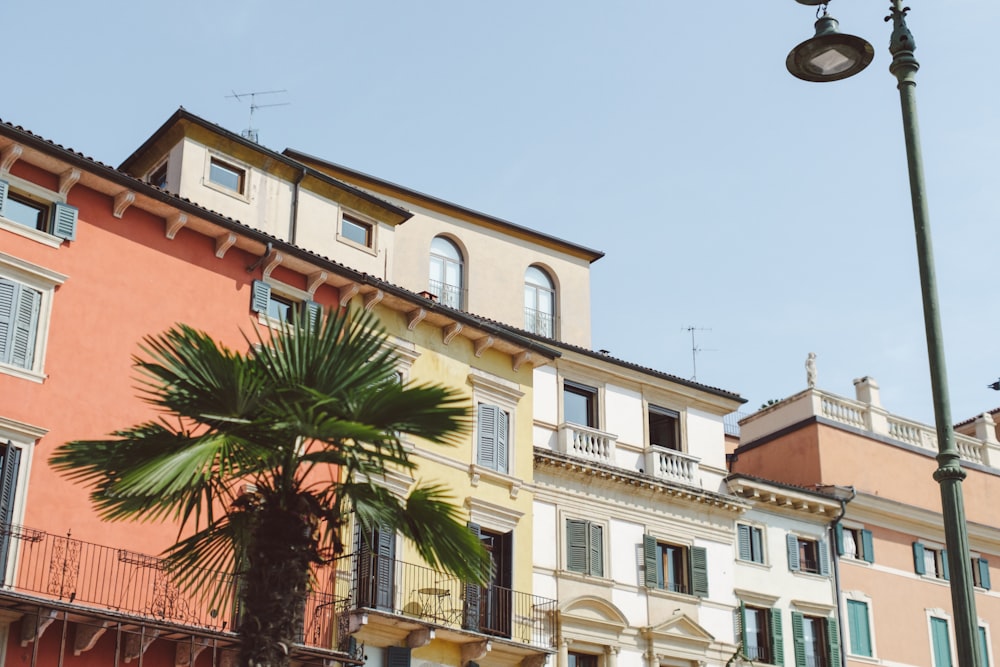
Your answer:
[209,157,246,194]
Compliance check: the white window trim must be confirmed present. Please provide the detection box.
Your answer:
[0,174,67,248]
[469,369,523,484]
[980,620,994,667]
[337,209,378,256]
[926,608,956,667]
[736,521,769,567]
[147,158,169,189]
[0,253,68,382]
[561,377,603,430]
[0,416,43,587]
[843,590,878,660]
[917,538,948,581]
[203,153,250,202]
[560,511,608,577]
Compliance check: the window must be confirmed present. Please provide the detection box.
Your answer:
[736,603,782,664]
[468,526,513,637]
[980,626,990,667]
[477,404,509,473]
[564,381,598,428]
[737,524,765,564]
[846,600,873,657]
[386,647,411,667]
[429,236,464,309]
[913,542,949,580]
[836,524,874,563]
[148,161,168,189]
[0,441,22,580]
[787,534,830,575]
[566,519,603,576]
[973,557,992,590]
[524,266,555,337]
[250,280,321,327]
[0,179,78,241]
[340,214,373,248]
[642,535,708,597]
[0,257,65,380]
[930,617,953,667]
[568,653,598,667]
[355,521,396,612]
[648,405,680,450]
[208,157,246,194]
[791,613,839,667]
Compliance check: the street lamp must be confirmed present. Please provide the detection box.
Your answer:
[786,2,981,666]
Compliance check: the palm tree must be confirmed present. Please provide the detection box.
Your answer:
[50,306,491,667]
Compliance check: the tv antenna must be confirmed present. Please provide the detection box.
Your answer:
[226,89,289,143]
[683,326,715,381]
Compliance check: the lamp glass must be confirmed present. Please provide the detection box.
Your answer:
[786,16,874,82]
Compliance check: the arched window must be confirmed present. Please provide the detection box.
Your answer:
[429,236,464,309]
[524,266,555,337]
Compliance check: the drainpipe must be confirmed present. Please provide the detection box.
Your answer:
[289,166,306,244]
[824,485,856,667]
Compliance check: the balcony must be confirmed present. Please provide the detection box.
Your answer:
[335,552,556,653]
[645,447,700,485]
[0,524,349,665]
[524,307,556,338]
[427,279,465,310]
[557,422,617,465]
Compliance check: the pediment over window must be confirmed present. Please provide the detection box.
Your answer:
[560,595,628,634]
[644,613,715,647]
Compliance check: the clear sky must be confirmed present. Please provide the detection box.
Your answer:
[7,0,998,426]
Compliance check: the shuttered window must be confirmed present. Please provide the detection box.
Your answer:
[846,600,873,657]
[642,535,708,598]
[250,280,323,329]
[0,179,77,241]
[737,524,765,564]
[835,524,875,563]
[567,519,603,576]
[930,617,953,667]
[735,603,783,665]
[791,613,839,667]
[477,404,509,473]
[786,534,829,575]
[0,278,41,370]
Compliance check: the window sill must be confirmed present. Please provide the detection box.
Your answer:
[559,569,613,587]
[842,556,873,567]
[736,558,771,571]
[646,585,700,603]
[846,653,879,664]
[792,570,829,580]
[337,234,378,257]
[0,363,46,383]
[468,464,523,499]
[202,178,250,203]
[0,217,63,248]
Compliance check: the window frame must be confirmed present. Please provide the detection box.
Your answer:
[642,534,708,597]
[845,598,874,658]
[791,612,839,667]
[565,518,604,577]
[205,154,249,200]
[338,211,377,253]
[148,160,169,189]
[913,541,949,581]
[0,417,42,586]
[428,236,464,309]
[737,523,766,565]
[786,533,830,576]
[0,253,67,382]
[736,602,782,665]
[928,614,954,667]
[563,380,599,429]
[0,176,76,247]
[647,404,681,451]
[249,279,321,330]
[468,369,523,484]
[836,523,874,564]
[524,265,556,337]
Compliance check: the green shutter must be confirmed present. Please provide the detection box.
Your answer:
[10,284,39,369]
[818,539,830,576]
[0,279,18,366]
[0,180,8,217]
[771,608,784,666]
[643,534,658,588]
[941,549,950,580]
[51,203,78,241]
[251,280,271,314]
[496,408,509,473]
[690,546,708,597]
[462,523,481,631]
[787,534,800,571]
[734,602,747,653]
[834,523,845,556]
[567,519,588,573]
[589,523,603,577]
[737,524,752,561]
[477,404,498,469]
[913,542,926,575]
[386,646,411,667]
[303,300,321,330]
[791,612,806,667]
[979,558,991,590]
[861,529,875,564]
[931,617,953,667]
[827,617,841,667]
[0,443,21,577]
[847,600,872,657]
[373,524,395,611]
[979,626,989,667]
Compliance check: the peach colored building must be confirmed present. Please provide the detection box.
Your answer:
[0,116,558,667]
[732,377,1000,667]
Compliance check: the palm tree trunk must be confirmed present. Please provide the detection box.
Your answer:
[238,503,315,667]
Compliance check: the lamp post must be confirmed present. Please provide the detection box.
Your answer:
[786,2,981,666]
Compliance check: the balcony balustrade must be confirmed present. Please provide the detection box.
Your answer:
[427,280,465,310]
[645,447,700,484]
[523,307,556,338]
[557,423,617,465]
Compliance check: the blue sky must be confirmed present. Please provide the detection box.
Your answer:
[8,1,998,425]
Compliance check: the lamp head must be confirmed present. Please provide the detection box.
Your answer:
[786,14,874,82]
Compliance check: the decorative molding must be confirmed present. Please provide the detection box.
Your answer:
[339,283,359,307]
[465,496,524,534]
[113,190,136,219]
[443,322,463,345]
[461,640,490,665]
[262,251,282,279]
[468,369,524,404]
[59,168,81,197]
[306,271,328,297]
[474,335,494,358]
[0,415,48,441]
[74,621,111,656]
[364,289,384,312]
[214,232,237,258]
[0,144,23,174]
[165,212,187,239]
[513,351,532,372]
[407,307,426,331]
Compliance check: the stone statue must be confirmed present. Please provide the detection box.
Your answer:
[806,352,817,388]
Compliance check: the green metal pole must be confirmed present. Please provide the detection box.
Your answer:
[886,3,981,665]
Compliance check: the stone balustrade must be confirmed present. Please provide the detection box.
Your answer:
[645,447,700,484]
[557,422,617,464]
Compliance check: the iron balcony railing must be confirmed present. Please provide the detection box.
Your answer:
[523,307,556,338]
[334,552,556,650]
[427,280,465,310]
[0,524,346,650]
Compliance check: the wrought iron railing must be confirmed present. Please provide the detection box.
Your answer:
[427,280,465,309]
[333,553,556,649]
[523,307,556,338]
[0,524,346,651]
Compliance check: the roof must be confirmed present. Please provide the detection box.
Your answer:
[283,148,606,264]
[0,117,561,362]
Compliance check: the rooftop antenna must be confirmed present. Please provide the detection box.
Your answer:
[226,89,289,143]
[683,326,715,381]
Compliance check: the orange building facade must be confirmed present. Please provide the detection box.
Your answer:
[732,377,1000,667]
